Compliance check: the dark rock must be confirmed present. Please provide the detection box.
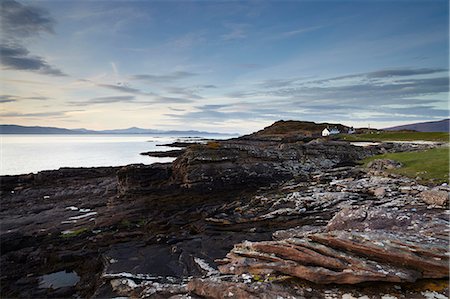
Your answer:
[140,149,185,157]
[117,163,173,195]
[1,121,448,299]
[156,141,205,148]
[172,140,371,190]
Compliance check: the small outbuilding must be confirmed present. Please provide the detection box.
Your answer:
[322,127,340,137]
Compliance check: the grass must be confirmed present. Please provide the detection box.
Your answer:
[340,131,449,142]
[206,141,221,149]
[61,227,88,238]
[362,147,449,184]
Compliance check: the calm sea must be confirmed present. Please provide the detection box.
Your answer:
[0,134,235,176]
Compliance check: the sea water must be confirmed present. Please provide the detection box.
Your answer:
[0,134,234,175]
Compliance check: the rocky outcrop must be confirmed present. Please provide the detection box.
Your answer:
[140,149,185,157]
[1,120,448,298]
[216,169,450,286]
[218,230,448,284]
[117,163,173,195]
[172,140,372,190]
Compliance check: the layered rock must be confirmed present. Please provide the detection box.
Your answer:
[215,169,450,287]
[1,120,448,298]
[218,230,448,284]
[172,139,372,190]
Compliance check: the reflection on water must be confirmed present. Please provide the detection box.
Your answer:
[1,134,235,175]
[38,270,80,289]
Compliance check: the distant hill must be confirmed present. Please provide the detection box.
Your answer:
[0,124,234,135]
[384,119,449,132]
[0,125,78,134]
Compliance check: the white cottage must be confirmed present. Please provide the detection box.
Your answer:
[322,127,340,136]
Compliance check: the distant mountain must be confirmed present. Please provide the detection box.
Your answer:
[384,119,449,132]
[0,125,78,134]
[0,124,235,135]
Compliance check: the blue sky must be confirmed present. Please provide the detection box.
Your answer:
[1,0,448,133]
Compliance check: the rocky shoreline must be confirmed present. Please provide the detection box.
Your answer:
[1,121,448,298]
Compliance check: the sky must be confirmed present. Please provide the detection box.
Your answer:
[0,0,448,134]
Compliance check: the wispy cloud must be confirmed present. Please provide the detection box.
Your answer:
[0,1,66,76]
[280,25,324,38]
[97,83,144,94]
[310,67,448,84]
[221,23,249,41]
[69,95,136,106]
[167,67,449,125]
[0,94,50,102]
[0,95,17,103]
[0,110,83,118]
[0,0,54,38]
[0,43,67,76]
[130,71,197,83]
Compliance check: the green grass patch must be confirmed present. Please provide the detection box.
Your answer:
[362,147,449,184]
[340,131,449,142]
[61,227,88,238]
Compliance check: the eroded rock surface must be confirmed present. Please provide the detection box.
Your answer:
[1,120,448,299]
[172,139,373,190]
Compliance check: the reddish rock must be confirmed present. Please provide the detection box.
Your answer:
[218,230,448,284]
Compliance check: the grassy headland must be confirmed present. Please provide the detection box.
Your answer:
[362,147,449,184]
[340,131,449,142]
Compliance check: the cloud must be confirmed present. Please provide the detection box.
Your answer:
[366,68,448,78]
[0,43,67,76]
[198,84,217,89]
[69,93,193,106]
[152,96,193,104]
[97,83,144,94]
[70,95,137,106]
[0,110,82,118]
[281,25,324,38]
[167,67,449,125]
[166,103,289,123]
[0,95,18,103]
[0,0,54,38]
[309,67,448,84]
[258,78,301,89]
[246,68,449,106]
[0,94,51,102]
[164,86,203,100]
[169,107,186,112]
[0,2,67,77]
[221,23,249,41]
[130,71,197,83]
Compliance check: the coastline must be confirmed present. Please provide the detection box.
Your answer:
[1,122,448,298]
